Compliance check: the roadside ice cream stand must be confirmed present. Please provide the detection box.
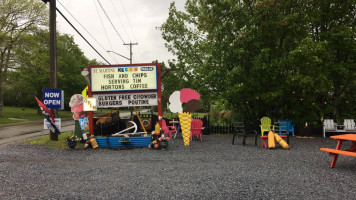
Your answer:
[83,63,163,148]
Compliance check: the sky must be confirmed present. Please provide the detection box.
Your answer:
[55,0,186,65]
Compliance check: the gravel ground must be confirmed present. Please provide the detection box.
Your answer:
[0,134,355,199]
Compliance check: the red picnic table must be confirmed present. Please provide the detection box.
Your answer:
[320,134,356,168]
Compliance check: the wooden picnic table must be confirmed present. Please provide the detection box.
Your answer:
[320,134,356,168]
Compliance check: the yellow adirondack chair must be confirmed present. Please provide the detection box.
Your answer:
[260,117,274,136]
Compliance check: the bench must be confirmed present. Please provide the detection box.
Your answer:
[320,148,356,157]
[320,134,356,168]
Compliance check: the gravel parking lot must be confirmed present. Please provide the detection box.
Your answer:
[0,134,355,199]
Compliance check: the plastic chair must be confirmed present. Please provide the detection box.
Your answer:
[274,121,290,144]
[323,119,337,138]
[344,119,356,131]
[232,122,258,145]
[260,117,274,136]
[190,119,203,142]
[278,120,295,136]
[162,119,176,139]
[286,120,295,136]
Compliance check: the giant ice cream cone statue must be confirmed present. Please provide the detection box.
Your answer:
[179,112,192,146]
[168,88,200,146]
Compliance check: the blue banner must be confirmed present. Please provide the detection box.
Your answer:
[43,89,63,109]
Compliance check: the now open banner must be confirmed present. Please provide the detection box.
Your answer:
[43,89,64,109]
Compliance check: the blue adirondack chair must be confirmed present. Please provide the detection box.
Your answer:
[279,120,295,136]
[277,120,288,134]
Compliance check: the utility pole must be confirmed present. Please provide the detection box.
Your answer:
[43,0,58,140]
[123,42,138,64]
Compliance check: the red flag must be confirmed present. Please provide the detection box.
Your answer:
[35,97,60,134]
[35,97,55,123]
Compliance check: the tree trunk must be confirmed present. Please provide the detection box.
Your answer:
[332,88,340,122]
[0,48,11,117]
[0,84,3,117]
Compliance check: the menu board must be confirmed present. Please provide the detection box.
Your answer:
[90,65,157,92]
[93,92,158,108]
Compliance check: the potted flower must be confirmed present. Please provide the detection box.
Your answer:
[65,135,81,149]
[158,136,170,149]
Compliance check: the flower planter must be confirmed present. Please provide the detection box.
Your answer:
[159,140,168,149]
[67,141,77,149]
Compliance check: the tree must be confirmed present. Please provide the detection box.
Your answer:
[5,30,100,111]
[307,0,356,121]
[0,0,48,116]
[4,28,50,110]
[56,33,95,110]
[160,0,356,126]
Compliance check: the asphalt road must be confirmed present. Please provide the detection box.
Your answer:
[0,111,135,145]
[0,119,75,145]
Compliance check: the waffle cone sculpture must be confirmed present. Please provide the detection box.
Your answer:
[179,112,192,146]
[268,130,275,149]
[274,133,290,149]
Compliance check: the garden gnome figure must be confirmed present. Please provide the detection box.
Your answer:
[69,94,88,138]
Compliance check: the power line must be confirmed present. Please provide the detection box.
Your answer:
[97,0,127,48]
[109,0,131,42]
[57,0,116,63]
[56,8,111,65]
[93,0,117,63]
[120,0,141,62]
[120,0,138,43]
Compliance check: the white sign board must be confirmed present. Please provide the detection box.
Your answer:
[83,98,97,111]
[93,92,158,108]
[43,118,61,130]
[90,65,157,92]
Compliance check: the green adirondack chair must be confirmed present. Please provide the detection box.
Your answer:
[260,117,274,136]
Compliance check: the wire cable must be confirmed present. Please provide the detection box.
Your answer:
[120,0,141,62]
[93,0,118,63]
[120,0,138,44]
[57,0,117,63]
[56,8,111,65]
[109,0,131,42]
[97,0,128,49]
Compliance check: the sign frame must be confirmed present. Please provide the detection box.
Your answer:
[43,89,64,109]
[93,92,158,108]
[86,63,162,135]
[90,65,158,92]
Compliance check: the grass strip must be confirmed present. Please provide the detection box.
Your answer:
[21,132,84,149]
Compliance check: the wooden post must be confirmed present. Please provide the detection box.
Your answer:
[49,0,57,141]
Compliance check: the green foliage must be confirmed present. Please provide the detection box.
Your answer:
[160,0,356,126]
[1,0,101,113]
[21,131,84,149]
[4,30,100,110]
[208,99,234,126]
[0,0,48,116]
